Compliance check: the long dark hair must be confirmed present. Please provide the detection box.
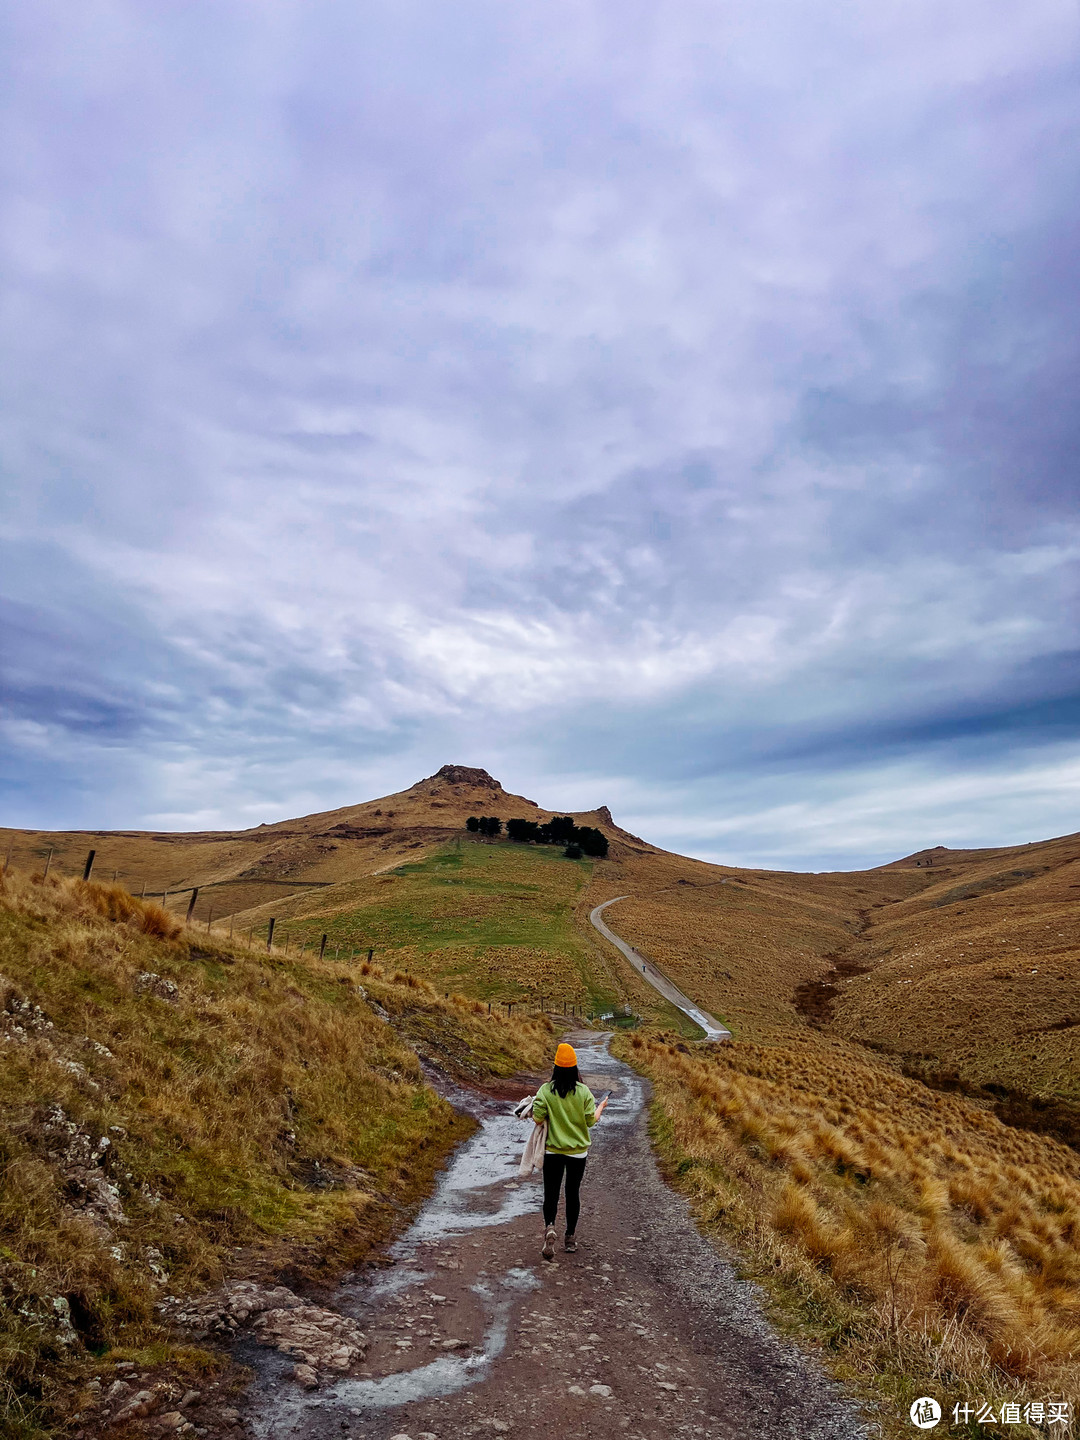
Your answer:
[550,1063,579,1098]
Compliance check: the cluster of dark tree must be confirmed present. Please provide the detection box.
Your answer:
[466,813,609,858]
[465,815,502,836]
[509,815,609,858]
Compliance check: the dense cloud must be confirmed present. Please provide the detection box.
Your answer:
[2,0,1078,868]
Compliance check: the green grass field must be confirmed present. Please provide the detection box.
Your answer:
[270,839,618,1007]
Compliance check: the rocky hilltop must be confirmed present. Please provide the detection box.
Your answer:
[0,766,652,922]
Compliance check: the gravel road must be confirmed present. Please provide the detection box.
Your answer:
[589,900,732,1040]
[237,1033,866,1440]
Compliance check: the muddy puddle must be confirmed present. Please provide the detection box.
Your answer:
[243,1034,638,1438]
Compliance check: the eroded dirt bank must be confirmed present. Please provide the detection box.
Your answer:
[197,1033,867,1440]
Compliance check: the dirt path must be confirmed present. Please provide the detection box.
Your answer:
[589,900,732,1040]
[230,1033,862,1440]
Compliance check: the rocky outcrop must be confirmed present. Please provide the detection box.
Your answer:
[39,1106,127,1233]
[253,1304,368,1378]
[135,972,179,1003]
[167,1280,368,1386]
[166,1280,305,1339]
[428,765,501,789]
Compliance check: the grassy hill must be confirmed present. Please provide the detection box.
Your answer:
[5,766,1079,1435]
[835,835,1080,1108]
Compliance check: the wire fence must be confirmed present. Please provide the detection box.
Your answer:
[0,841,640,1026]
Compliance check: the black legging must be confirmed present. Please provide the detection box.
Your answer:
[542,1153,588,1234]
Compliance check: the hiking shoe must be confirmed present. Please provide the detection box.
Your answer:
[564,1234,578,1253]
[542,1226,557,1260]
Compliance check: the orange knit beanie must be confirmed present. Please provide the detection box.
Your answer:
[554,1042,577,1067]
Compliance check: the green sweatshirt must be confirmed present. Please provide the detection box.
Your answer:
[531,1080,598,1155]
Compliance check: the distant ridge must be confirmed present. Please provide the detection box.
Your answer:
[0,763,655,909]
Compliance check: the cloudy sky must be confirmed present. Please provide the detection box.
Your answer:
[2,0,1079,870]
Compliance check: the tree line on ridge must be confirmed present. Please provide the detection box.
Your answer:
[465,814,609,858]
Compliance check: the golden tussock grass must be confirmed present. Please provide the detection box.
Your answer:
[620,1030,1079,1432]
[0,869,552,1437]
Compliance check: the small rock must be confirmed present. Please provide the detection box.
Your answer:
[438,1337,466,1350]
[110,1390,157,1425]
[217,1408,241,1424]
[292,1364,319,1390]
[135,972,180,1003]
[567,1385,586,1396]
[105,1381,132,1404]
[157,1413,184,1430]
[389,1434,412,1440]
[179,1391,201,1408]
[657,1381,678,1391]
[589,1384,613,1398]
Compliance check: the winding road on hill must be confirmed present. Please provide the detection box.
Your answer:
[589,898,732,1040]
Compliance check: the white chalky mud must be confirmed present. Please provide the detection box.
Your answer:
[248,1270,540,1435]
[247,1035,634,1436]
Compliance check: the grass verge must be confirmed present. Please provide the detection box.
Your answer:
[616,1029,1080,1439]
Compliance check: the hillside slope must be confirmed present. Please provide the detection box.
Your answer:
[0,868,550,1438]
[7,768,1078,1100]
[0,766,647,927]
[826,833,1080,1106]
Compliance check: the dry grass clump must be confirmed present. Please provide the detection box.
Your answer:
[0,869,550,1438]
[10,873,183,940]
[621,1031,1080,1430]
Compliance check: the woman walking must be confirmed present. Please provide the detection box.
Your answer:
[531,1042,608,1259]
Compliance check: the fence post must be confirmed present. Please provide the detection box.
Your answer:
[2,845,11,875]
[185,889,199,926]
[139,878,146,897]
[83,849,96,881]
[267,918,276,952]
[206,907,213,934]
[319,934,327,961]
[43,849,53,879]
[367,948,374,962]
